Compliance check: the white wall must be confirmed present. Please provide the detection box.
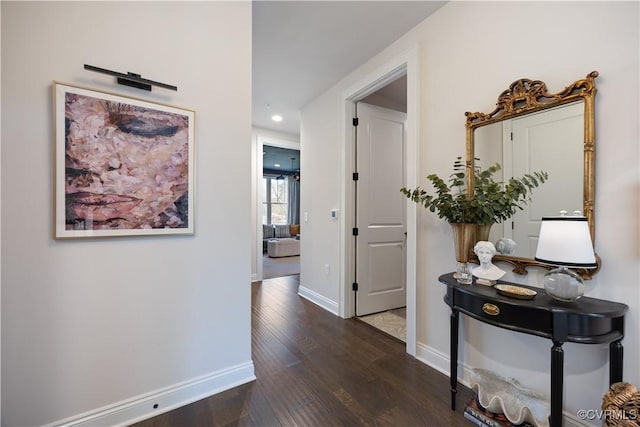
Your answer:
[301,1,639,423]
[1,2,253,426]
[300,99,344,305]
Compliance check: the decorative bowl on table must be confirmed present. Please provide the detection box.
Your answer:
[494,284,537,300]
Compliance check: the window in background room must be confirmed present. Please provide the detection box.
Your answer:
[263,175,289,225]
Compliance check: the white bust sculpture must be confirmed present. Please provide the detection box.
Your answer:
[472,241,505,281]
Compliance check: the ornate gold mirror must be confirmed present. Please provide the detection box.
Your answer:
[465,71,599,278]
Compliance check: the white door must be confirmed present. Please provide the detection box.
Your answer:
[509,102,584,258]
[355,103,407,316]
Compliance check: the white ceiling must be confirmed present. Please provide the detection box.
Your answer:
[252,1,446,135]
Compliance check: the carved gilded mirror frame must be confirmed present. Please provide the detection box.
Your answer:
[465,71,599,279]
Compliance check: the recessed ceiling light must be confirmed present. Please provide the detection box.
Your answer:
[271,114,283,122]
[274,164,281,168]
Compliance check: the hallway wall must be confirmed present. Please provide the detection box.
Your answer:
[1,2,253,425]
[300,2,639,422]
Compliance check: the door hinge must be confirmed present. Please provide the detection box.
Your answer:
[352,117,359,126]
[352,282,359,291]
[510,132,513,141]
[512,221,515,230]
[352,227,359,236]
[352,172,359,181]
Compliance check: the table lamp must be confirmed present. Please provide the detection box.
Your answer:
[534,213,597,301]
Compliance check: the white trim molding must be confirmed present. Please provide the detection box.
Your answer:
[415,341,452,378]
[298,286,339,315]
[49,362,255,427]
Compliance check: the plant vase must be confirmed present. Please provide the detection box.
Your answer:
[476,223,493,243]
[450,222,476,284]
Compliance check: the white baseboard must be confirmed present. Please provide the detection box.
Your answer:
[414,342,593,427]
[298,285,338,315]
[50,361,255,427]
[415,340,452,377]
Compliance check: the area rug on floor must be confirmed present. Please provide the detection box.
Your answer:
[358,308,406,342]
[263,254,300,279]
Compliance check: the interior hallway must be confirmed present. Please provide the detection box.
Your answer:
[132,275,473,426]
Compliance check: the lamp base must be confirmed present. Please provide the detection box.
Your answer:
[543,266,584,302]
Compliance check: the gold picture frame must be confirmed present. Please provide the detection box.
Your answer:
[465,72,599,278]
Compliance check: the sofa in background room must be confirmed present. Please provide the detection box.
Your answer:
[263,224,300,257]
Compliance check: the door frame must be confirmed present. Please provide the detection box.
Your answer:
[254,134,300,282]
[338,45,420,356]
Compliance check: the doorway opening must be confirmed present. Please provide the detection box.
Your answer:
[257,139,301,281]
[352,75,408,342]
[339,46,419,355]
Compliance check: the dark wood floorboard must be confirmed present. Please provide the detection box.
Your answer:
[131,275,474,426]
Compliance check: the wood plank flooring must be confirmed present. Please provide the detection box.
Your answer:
[131,275,473,426]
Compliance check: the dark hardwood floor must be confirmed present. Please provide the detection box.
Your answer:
[131,275,473,426]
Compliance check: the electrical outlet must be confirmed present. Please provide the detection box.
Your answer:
[324,264,330,275]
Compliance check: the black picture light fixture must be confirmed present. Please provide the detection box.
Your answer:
[84,64,177,92]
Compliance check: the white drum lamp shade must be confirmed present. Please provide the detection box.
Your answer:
[535,215,597,301]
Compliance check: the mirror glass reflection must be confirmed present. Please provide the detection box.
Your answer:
[474,101,584,258]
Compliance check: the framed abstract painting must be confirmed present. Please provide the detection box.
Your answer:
[53,82,195,238]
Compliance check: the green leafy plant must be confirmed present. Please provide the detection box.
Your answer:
[401,157,548,224]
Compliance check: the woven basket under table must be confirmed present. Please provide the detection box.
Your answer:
[602,382,640,426]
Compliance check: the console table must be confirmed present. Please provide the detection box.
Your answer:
[439,273,628,426]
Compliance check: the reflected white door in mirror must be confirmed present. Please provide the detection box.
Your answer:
[475,102,584,259]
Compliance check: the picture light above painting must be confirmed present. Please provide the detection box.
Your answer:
[53,82,195,238]
[84,64,178,92]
